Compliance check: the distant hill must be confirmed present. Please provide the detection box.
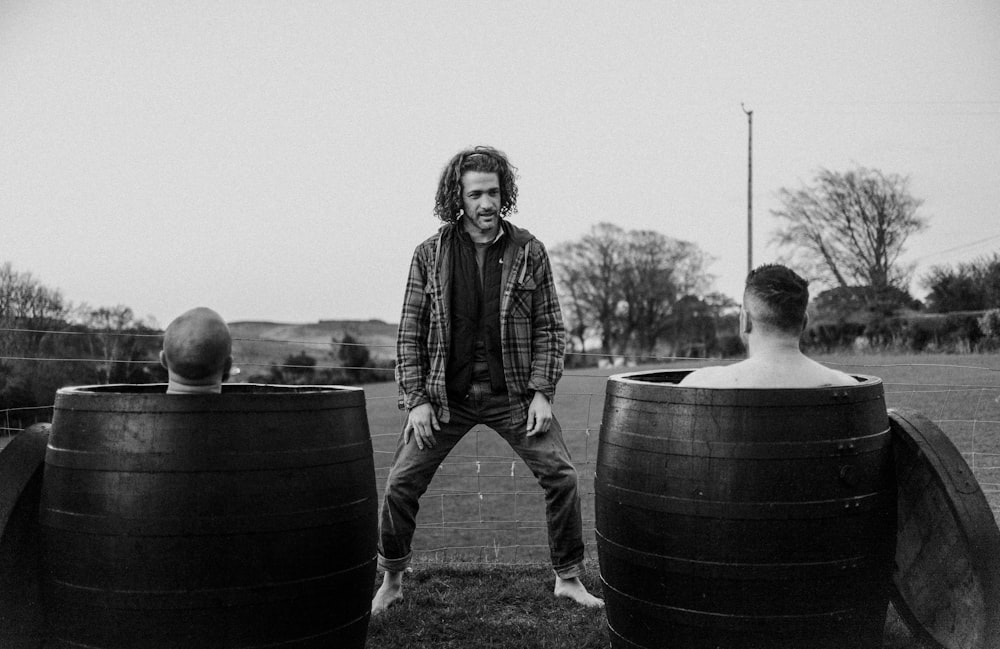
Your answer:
[228,319,398,376]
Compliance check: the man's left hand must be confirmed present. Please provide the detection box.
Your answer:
[526,391,552,436]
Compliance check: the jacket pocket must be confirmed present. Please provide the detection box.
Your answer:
[509,277,535,318]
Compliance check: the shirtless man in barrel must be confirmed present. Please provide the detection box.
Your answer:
[680,264,856,388]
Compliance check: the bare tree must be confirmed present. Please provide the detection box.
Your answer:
[86,305,136,383]
[0,262,69,359]
[771,167,926,311]
[1,262,72,407]
[84,305,159,384]
[619,232,713,355]
[551,223,627,357]
[551,223,712,358]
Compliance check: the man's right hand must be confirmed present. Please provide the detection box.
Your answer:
[403,403,440,450]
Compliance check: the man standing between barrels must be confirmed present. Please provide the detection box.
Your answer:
[372,146,603,613]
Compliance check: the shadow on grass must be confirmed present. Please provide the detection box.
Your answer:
[366,564,936,649]
[368,564,607,649]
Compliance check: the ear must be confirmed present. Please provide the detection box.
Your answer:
[741,308,752,334]
[801,311,810,332]
[159,350,168,370]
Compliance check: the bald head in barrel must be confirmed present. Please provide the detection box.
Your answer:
[679,264,856,388]
[160,307,233,394]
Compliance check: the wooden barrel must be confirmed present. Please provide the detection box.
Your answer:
[595,370,896,649]
[889,408,1000,649]
[0,424,50,649]
[40,384,378,649]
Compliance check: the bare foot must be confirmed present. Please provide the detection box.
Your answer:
[554,576,605,608]
[371,571,404,615]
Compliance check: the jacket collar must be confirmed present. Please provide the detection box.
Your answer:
[438,219,534,245]
[499,219,534,247]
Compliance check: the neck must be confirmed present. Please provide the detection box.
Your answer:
[166,372,223,395]
[746,334,802,358]
[461,217,501,244]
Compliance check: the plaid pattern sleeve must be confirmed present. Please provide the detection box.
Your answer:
[525,240,565,401]
[395,242,434,411]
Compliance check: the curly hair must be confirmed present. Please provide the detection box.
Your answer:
[433,146,519,223]
[744,264,810,333]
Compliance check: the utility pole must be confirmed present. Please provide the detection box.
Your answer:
[742,103,753,274]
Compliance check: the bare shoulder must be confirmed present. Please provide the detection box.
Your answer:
[806,358,856,387]
[822,368,859,387]
[677,365,737,387]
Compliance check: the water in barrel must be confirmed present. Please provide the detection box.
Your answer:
[40,383,378,649]
[596,370,896,649]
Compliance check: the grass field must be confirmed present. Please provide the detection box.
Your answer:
[366,565,932,649]
[362,352,1000,565]
[2,352,995,648]
[361,352,1000,648]
[228,319,399,372]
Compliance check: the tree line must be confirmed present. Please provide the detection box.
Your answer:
[549,166,999,360]
[247,334,394,386]
[922,254,1000,313]
[0,263,386,417]
[0,262,164,413]
[551,223,739,362]
[4,164,998,413]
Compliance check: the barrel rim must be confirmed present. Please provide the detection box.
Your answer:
[604,369,884,407]
[53,383,367,414]
[55,383,365,396]
[607,368,881,389]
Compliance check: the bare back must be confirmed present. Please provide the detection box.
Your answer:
[679,354,857,389]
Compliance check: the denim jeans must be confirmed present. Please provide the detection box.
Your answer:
[377,382,586,579]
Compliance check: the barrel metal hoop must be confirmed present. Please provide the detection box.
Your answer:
[41,496,376,535]
[600,428,891,460]
[54,401,366,414]
[595,530,878,579]
[600,579,857,627]
[597,482,892,519]
[44,440,373,471]
[46,556,376,609]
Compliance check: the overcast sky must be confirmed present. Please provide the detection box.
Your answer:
[3,1,998,327]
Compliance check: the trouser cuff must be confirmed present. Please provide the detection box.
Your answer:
[378,552,412,573]
[553,560,585,580]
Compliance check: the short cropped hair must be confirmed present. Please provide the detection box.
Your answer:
[744,264,810,333]
[433,146,518,223]
[162,308,232,380]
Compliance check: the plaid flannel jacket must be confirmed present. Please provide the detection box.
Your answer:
[395,220,565,425]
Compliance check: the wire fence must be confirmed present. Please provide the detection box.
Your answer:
[2,326,999,567]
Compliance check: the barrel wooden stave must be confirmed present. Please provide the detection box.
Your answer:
[45,519,375,594]
[604,587,886,649]
[597,500,892,564]
[596,370,895,649]
[41,384,377,649]
[48,597,370,649]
